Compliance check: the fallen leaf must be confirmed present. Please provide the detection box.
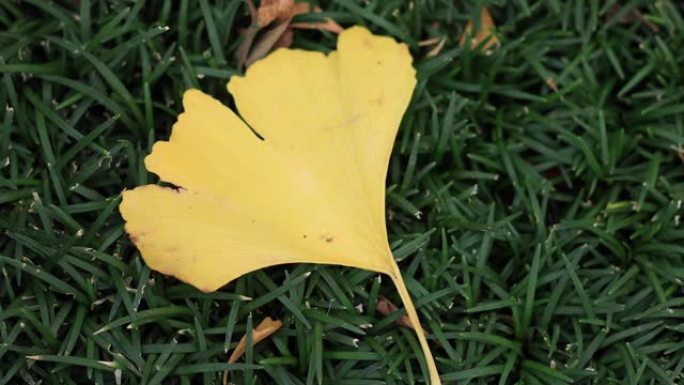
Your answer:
[236,0,343,68]
[235,0,261,68]
[419,37,441,47]
[273,28,295,49]
[223,316,282,385]
[426,37,446,57]
[460,7,500,52]
[257,0,294,26]
[419,35,448,58]
[289,3,344,34]
[245,16,294,67]
[376,295,416,330]
[419,22,446,58]
[236,0,295,68]
[120,27,440,384]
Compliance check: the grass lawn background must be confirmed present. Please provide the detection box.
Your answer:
[2,0,684,384]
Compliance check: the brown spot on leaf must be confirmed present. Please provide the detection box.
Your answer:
[162,247,181,258]
[318,233,334,243]
[370,96,384,106]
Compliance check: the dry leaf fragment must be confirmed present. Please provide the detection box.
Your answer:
[245,17,294,67]
[419,21,445,57]
[120,27,440,384]
[223,316,283,385]
[273,28,295,49]
[418,36,447,57]
[229,317,283,363]
[237,0,296,68]
[289,3,344,33]
[257,0,294,26]
[460,7,500,52]
[237,0,343,68]
[426,37,446,57]
[545,77,558,92]
[377,295,416,330]
[419,37,441,47]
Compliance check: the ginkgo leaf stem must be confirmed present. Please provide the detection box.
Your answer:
[388,258,441,385]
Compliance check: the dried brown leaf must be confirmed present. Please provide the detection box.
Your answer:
[223,317,283,385]
[238,0,297,67]
[419,33,447,58]
[274,28,295,49]
[257,0,295,26]
[459,7,500,52]
[376,295,416,330]
[418,37,441,47]
[237,1,343,68]
[245,17,294,66]
[289,3,344,34]
[426,37,446,57]
[236,27,260,68]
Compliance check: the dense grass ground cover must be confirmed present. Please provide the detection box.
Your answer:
[2,1,684,384]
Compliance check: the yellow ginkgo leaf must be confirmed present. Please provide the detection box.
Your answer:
[120,27,440,384]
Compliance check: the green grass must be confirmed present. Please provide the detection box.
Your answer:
[2,0,684,384]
